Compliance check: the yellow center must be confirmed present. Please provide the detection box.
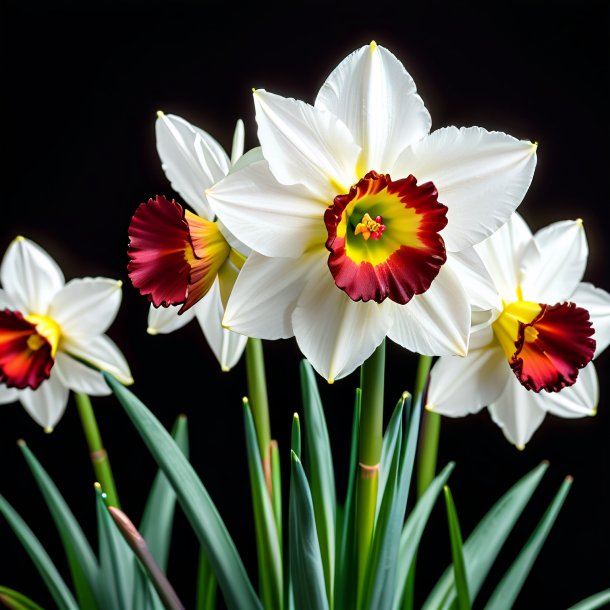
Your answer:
[25,314,61,356]
[492,300,542,359]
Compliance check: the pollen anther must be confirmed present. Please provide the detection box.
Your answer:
[354,213,386,240]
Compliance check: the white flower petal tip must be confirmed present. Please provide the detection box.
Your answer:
[156,109,165,118]
[515,443,525,451]
[327,377,335,385]
[44,427,53,434]
[147,327,158,335]
[221,366,230,373]
[369,40,378,52]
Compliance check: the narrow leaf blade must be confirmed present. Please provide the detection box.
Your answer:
[443,486,470,610]
[566,590,610,610]
[0,587,45,610]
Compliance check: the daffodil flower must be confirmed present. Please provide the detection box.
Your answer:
[127,113,250,371]
[427,213,610,447]
[206,42,537,381]
[0,237,133,431]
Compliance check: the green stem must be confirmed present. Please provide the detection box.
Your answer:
[74,392,120,508]
[245,338,271,463]
[414,355,438,499]
[355,339,385,607]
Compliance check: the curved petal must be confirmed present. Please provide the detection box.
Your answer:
[230,119,245,165]
[0,288,17,309]
[147,303,196,335]
[253,89,360,200]
[60,335,133,385]
[292,262,393,382]
[387,262,470,356]
[19,370,69,431]
[315,42,430,173]
[474,212,533,303]
[224,250,321,340]
[520,219,588,304]
[50,278,122,337]
[427,346,507,416]
[0,384,19,404]
[534,362,598,419]
[1,237,65,314]
[445,248,501,311]
[571,282,610,358]
[156,112,229,219]
[194,280,247,371]
[488,374,547,448]
[207,160,326,258]
[54,351,110,396]
[394,127,537,252]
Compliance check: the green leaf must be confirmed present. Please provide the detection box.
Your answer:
[0,495,79,610]
[566,589,610,610]
[422,462,549,610]
[484,476,572,610]
[140,415,189,572]
[363,391,418,610]
[18,441,100,610]
[0,587,45,610]
[392,463,455,610]
[243,400,283,610]
[291,413,301,459]
[196,550,217,610]
[289,451,330,610]
[104,373,262,610]
[270,440,283,549]
[300,360,336,606]
[334,388,361,610]
[95,486,134,609]
[443,486,470,610]
[108,506,185,610]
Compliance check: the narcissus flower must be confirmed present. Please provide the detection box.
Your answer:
[0,237,133,430]
[127,113,249,371]
[206,42,537,381]
[427,214,610,447]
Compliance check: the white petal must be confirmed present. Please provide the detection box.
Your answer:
[19,370,69,431]
[224,250,321,340]
[194,281,247,371]
[488,374,547,448]
[0,288,17,309]
[60,335,133,385]
[0,384,19,404]
[387,262,470,356]
[394,127,537,252]
[445,249,501,311]
[207,159,326,258]
[315,43,430,172]
[474,212,533,303]
[520,220,588,304]
[156,113,229,219]
[571,282,610,357]
[254,89,360,200]
[147,303,196,335]
[427,346,507,416]
[1,237,65,314]
[292,263,393,382]
[230,119,245,165]
[535,362,598,419]
[54,351,110,396]
[469,311,497,350]
[50,278,122,337]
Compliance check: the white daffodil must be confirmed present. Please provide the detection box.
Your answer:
[0,237,133,431]
[427,213,610,447]
[128,113,250,371]
[206,41,537,381]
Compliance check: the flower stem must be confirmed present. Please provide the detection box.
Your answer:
[245,338,272,496]
[74,392,120,508]
[415,355,438,498]
[356,339,385,606]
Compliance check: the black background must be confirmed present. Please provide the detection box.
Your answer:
[1,2,609,609]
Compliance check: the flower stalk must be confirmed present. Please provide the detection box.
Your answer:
[245,338,273,496]
[74,392,120,508]
[415,355,437,498]
[355,339,385,605]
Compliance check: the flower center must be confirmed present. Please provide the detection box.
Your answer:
[354,213,386,241]
[0,310,60,390]
[324,170,448,304]
[128,195,232,314]
[493,299,596,392]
